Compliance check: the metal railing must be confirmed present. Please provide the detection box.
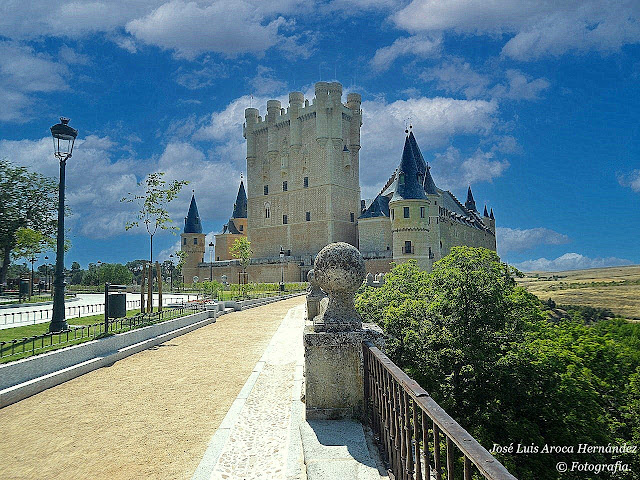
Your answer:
[0,296,195,327]
[363,341,517,480]
[0,304,203,361]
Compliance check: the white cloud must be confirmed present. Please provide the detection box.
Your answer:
[58,45,90,65]
[490,70,550,100]
[125,0,288,59]
[371,35,441,71]
[421,59,490,99]
[250,66,288,95]
[0,41,69,122]
[174,62,227,90]
[513,253,633,272]
[618,170,640,193]
[428,146,509,190]
[422,61,549,101]
[0,134,244,241]
[496,227,570,254]
[359,96,499,196]
[393,0,640,61]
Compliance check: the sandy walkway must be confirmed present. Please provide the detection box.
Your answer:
[0,296,305,480]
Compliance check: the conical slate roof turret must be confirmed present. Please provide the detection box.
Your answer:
[408,130,426,177]
[465,186,477,212]
[423,164,438,195]
[391,134,427,202]
[231,178,247,219]
[490,208,495,220]
[184,194,202,233]
[483,205,489,217]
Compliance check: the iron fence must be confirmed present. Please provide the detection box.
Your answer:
[363,341,517,480]
[0,296,194,327]
[0,304,203,361]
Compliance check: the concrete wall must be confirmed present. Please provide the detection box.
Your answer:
[197,261,306,284]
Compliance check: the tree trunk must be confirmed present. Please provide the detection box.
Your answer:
[0,247,10,287]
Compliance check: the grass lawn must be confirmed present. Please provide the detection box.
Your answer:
[0,308,143,364]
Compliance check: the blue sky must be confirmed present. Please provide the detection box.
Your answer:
[1,0,639,272]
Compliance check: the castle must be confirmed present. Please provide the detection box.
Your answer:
[181,81,496,284]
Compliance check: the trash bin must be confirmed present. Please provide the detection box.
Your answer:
[108,293,127,318]
[19,279,29,298]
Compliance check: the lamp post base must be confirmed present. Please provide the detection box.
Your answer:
[49,320,68,333]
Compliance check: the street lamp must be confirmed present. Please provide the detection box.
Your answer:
[44,256,49,292]
[279,245,285,292]
[49,117,77,333]
[29,255,37,300]
[169,254,175,292]
[208,241,214,281]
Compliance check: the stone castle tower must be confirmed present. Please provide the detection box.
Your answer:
[180,194,205,283]
[214,177,248,261]
[243,81,362,259]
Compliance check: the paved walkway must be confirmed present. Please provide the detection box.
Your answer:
[0,296,304,480]
[192,301,307,480]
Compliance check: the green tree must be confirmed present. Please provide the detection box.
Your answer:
[356,247,640,480]
[121,172,188,264]
[230,237,252,293]
[69,261,84,285]
[12,228,56,262]
[0,160,58,287]
[230,237,252,272]
[97,263,134,285]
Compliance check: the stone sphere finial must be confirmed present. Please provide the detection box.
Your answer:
[313,242,365,332]
[307,269,324,297]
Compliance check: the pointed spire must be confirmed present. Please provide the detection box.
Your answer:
[465,186,477,212]
[391,134,427,202]
[424,163,438,195]
[231,177,248,219]
[408,130,426,177]
[184,194,202,233]
[490,208,495,220]
[483,205,489,217]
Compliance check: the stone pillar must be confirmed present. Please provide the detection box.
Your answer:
[305,269,325,321]
[303,242,383,420]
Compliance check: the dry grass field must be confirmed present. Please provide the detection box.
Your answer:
[517,265,640,320]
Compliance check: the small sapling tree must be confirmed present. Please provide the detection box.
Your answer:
[121,172,188,264]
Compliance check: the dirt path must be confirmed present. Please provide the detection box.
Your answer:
[0,296,305,480]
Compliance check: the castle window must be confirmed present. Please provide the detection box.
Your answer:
[194,238,198,245]
[283,214,288,224]
[264,185,268,195]
[429,247,433,259]
[183,238,186,245]
[403,207,410,218]
[350,212,354,222]
[420,207,425,218]
[391,209,394,220]
[265,203,271,218]
[306,211,311,221]
[239,225,243,231]
[217,256,220,261]
[303,177,309,188]
[403,241,412,254]
[282,181,287,192]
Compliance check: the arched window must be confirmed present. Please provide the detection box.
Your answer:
[265,202,271,219]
